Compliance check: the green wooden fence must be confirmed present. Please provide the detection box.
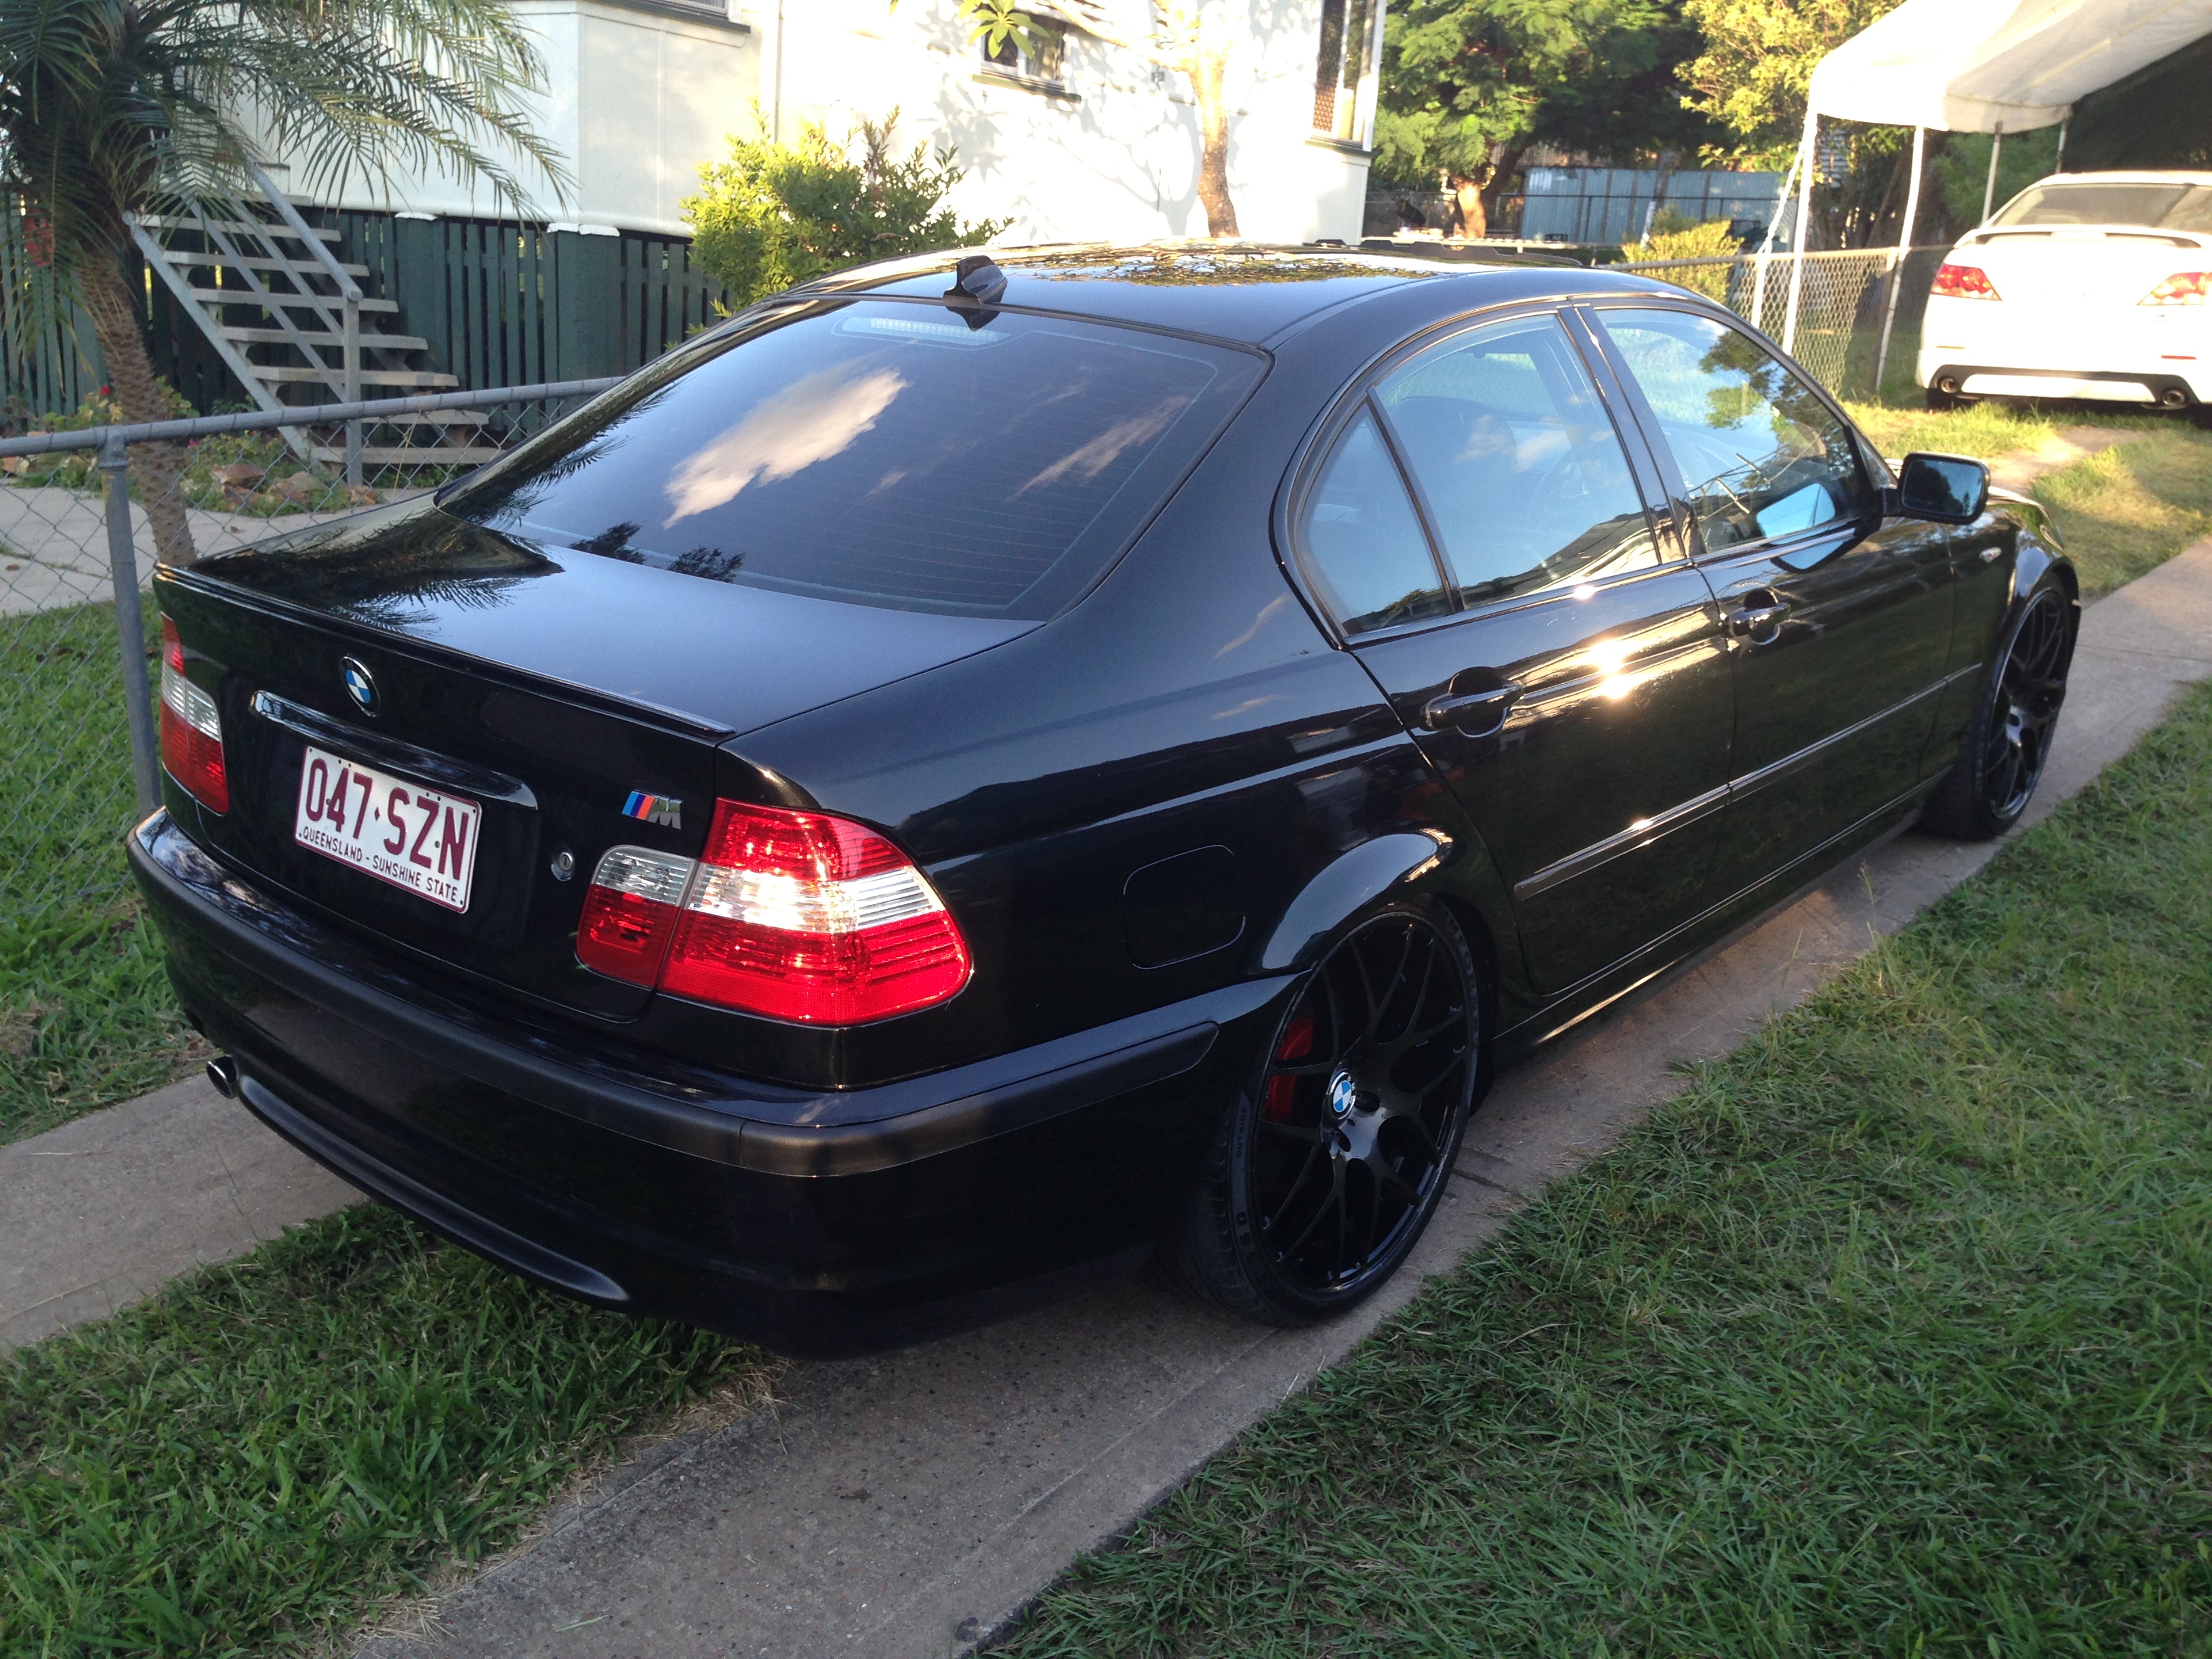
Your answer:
[3,205,730,428]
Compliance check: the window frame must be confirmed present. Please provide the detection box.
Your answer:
[1575,298,1883,569]
[1278,302,1679,648]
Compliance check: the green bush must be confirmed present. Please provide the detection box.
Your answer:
[681,111,1005,309]
[1620,213,1742,302]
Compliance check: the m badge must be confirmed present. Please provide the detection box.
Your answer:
[622,792,683,830]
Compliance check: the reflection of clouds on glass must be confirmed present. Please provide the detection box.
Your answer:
[1015,395,1190,496]
[663,364,907,525]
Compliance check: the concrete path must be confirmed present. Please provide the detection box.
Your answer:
[1985,424,2136,495]
[0,484,426,615]
[0,1073,354,1347]
[1,527,2205,1651]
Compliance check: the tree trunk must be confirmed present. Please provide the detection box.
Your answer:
[75,245,196,567]
[1479,142,1530,238]
[1452,178,1487,240]
[1188,47,1239,237]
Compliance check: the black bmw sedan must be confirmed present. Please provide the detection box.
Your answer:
[136,247,2076,1356]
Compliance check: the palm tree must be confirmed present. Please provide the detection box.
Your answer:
[1,0,569,560]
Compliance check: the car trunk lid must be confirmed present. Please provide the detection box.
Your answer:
[161,500,1033,1019]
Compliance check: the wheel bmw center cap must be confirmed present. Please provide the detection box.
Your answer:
[1327,1069,1358,1120]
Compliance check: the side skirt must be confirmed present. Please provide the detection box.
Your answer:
[1489,773,1943,1067]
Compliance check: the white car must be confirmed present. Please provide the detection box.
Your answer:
[1919,169,2211,424]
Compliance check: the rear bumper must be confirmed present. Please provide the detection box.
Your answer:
[131,811,1288,1355]
[1918,359,2209,406]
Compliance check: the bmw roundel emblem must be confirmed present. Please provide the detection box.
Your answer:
[340,657,378,716]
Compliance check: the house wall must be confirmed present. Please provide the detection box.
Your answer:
[293,0,1372,246]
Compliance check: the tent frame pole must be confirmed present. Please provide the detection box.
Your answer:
[1982,121,2005,222]
[1782,110,1817,355]
[1750,145,1800,331]
[1874,124,1927,401]
[2055,116,2068,173]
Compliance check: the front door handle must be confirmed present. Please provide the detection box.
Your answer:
[1422,682,1524,733]
[1725,599,1790,638]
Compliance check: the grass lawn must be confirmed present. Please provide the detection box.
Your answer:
[0,600,203,1144]
[997,681,2212,1658]
[2034,428,2212,600]
[0,1205,777,1653]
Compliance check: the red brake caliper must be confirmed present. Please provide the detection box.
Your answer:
[1263,1015,1315,1120]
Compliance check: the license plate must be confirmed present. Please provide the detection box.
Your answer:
[293,744,481,913]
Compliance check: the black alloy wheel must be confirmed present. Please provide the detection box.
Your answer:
[1172,899,1479,1324]
[1925,582,2074,840]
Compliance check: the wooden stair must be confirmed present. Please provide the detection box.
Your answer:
[130,169,504,476]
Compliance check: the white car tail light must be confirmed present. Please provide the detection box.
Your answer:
[2142,272,2209,306]
[1931,264,2001,301]
[159,617,228,813]
[575,800,971,1023]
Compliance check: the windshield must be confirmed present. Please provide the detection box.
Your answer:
[444,300,1264,618]
[1991,180,2212,233]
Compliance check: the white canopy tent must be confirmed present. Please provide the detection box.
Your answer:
[1771,0,2212,380]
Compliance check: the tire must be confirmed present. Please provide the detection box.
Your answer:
[1922,579,2076,840]
[1170,897,1481,1325]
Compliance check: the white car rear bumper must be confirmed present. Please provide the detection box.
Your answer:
[1917,294,2209,405]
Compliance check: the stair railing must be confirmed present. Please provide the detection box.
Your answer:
[248,163,364,483]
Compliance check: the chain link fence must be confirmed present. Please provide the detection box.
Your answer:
[0,381,617,936]
[1614,244,1954,403]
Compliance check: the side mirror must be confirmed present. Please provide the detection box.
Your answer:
[1895,452,1990,525]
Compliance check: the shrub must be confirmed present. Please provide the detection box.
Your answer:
[1621,214,1743,302]
[682,110,1006,310]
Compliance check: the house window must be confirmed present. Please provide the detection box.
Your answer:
[1313,0,1378,142]
[983,15,1067,84]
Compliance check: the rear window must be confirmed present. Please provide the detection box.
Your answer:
[443,300,1263,618]
[1992,180,2212,233]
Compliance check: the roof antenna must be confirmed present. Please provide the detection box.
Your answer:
[943,253,1008,328]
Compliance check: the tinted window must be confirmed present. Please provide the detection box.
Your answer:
[1296,407,1452,636]
[1376,314,1658,602]
[1595,308,1872,554]
[445,302,1263,617]
[1992,180,2212,233]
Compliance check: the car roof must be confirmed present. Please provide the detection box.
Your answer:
[2022,170,2212,186]
[794,243,1620,346]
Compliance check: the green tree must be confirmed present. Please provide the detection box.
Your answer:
[1377,1,1717,237]
[0,0,565,561]
[1679,0,1900,159]
[683,112,1004,309]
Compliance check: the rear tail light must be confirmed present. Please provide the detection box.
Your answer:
[1931,264,2001,300]
[2142,271,2209,306]
[576,800,970,1023]
[575,846,693,985]
[158,617,228,813]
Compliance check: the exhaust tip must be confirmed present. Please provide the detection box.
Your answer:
[2159,386,2188,409]
[205,1055,240,1099]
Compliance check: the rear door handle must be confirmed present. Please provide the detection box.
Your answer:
[1725,600,1790,638]
[1421,682,1523,733]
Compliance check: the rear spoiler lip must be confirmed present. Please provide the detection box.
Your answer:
[156,564,737,741]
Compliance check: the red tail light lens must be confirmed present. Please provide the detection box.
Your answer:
[575,800,971,1024]
[2142,271,2209,306]
[158,617,228,813]
[576,846,693,985]
[1932,264,2001,300]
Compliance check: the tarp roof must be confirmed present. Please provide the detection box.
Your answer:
[1807,0,2212,133]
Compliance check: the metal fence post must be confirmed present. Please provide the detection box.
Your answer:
[98,432,161,815]
[344,291,363,485]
